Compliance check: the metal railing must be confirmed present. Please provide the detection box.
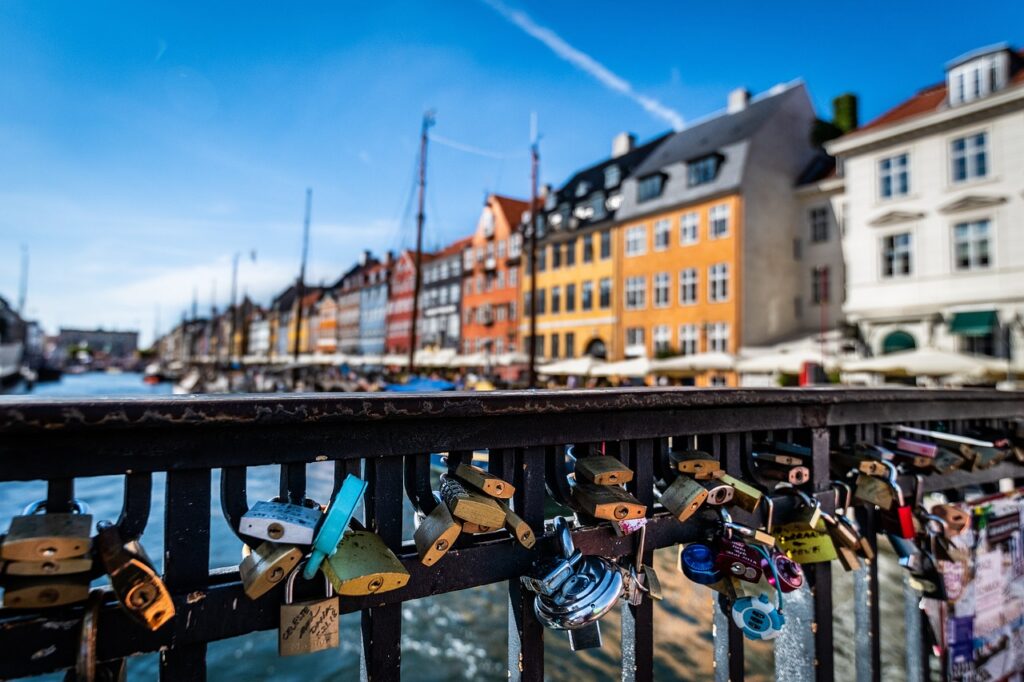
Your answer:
[0,388,1022,681]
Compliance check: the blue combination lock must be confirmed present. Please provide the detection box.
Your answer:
[731,593,785,640]
[679,543,722,585]
[302,474,367,579]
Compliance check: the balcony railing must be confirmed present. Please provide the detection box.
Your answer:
[0,388,1022,681]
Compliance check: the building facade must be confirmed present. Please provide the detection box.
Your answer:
[311,292,338,354]
[463,194,528,357]
[827,44,1024,364]
[385,251,418,355]
[359,260,390,356]
[337,254,375,355]
[56,328,139,359]
[420,238,468,350]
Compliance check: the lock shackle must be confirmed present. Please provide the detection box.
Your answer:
[876,461,906,506]
[751,544,785,614]
[286,560,334,603]
[772,486,819,512]
[717,507,735,540]
[75,590,103,681]
[830,480,854,514]
[22,498,91,516]
[553,516,575,559]
[763,496,774,535]
[270,496,320,510]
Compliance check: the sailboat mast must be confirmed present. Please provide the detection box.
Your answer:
[293,188,312,364]
[407,111,434,375]
[527,114,539,388]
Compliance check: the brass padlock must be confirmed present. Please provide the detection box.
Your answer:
[1,574,91,608]
[461,521,496,534]
[932,447,967,474]
[573,456,634,486]
[756,462,810,485]
[932,504,969,536]
[239,541,302,600]
[455,463,515,499]
[753,452,804,467]
[321,530,410,597]
[671,450,721,480]
[279,564,339,657]
[2,555,92,576]
[413,502,462,566]
[1,500,92,562]
[774,521,837,564]
[718,474,761,513]
[495,498,536,548]
[660,475,708,523]
[702,479,735,506]
[95,522,175,631]
[854,474,895,510]
[440,476,507,528]
[572,482,646,521]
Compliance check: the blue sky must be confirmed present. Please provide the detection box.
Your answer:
[1,1,1021,345]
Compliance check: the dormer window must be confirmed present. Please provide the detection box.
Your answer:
[687,154,723,187]
[604,164,621,188]
[947,49,1010,106]
[637,174,665,202]
[575,181,590,198]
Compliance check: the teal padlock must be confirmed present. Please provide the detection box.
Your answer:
[303,474,367,580]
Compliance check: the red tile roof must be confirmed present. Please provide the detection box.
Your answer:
[492,194,529,224]
[436,236,472,257]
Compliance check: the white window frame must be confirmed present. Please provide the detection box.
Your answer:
[880,231,913,279]
[952,219,992,271]
[653,272,671,308]
[809,206,829,243]
[708,263,729,303]
[708,322,730,353]
[950,131,989,184]
[709,204,729,239]
[625,326,645,349]
[679,212,699,245]
[625,276,647,310]
[653,219,671,251]
[679,268,698,306]
[653,325,672,354]
[678,324,699,356]
[878,152,910,200]
[625,225,648,257]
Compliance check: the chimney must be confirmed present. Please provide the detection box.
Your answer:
[728,87,751,113]
[612,132,636,158]
[832,93,858,133]
[359,249,371,266]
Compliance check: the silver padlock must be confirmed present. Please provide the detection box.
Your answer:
[533,555,623,631]
[240,498,322,546]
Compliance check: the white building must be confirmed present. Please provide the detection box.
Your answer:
[827,44,1024,367]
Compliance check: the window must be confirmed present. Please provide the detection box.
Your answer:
[582,281,594,311]
[637,174,664,202]
[604,165,621,188]
[626,327,645,349]
[550,333,560,359]
[464,281,473,297]
[509,268,517,287]
[653,219,671,250]
[497,240,506,259]
[709,263,729,302]
[599,278,612,309]
[948,54,1009,106]
[710,375,728,387]
[710,204,729,238]
[565,332,575,358]
[688,154,721,186]
[654,325,672,354]
[536,246,547,272]
[625,276,647,310]
[879,153,909,198]
[653,272,671,308]
[588,193,607,222]
[523,292,532,316]
[881,233,912,278]
[679,324,699,355]
[625,225,647,256]
[954,219,991,271]
[680,212,698,245]
[509,301,517,321]
[551,243,561,269]
[551,286,561,314]
[809,207,829,243]
[565,238,576,266]
[708,323,730,353]
[476,274,483,293]
[496,270,505,289]
[600,230,611,259]
[509,233,522,259]
[496,305,506,322]
[583,234,594,262]
[535,288,546,314]
[811,266,830,305]
[951,133,988,183]
[679,268,698,305]
[566,283,576,312]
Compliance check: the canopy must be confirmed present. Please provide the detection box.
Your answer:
[537,356,603,377]
[415,349,457,367]
[948,310,998,337]
[841,347,1007,377]
[450,353,489,368]
[737,348,837,374]
[495,351,529,366]
[651,352,736,376]
[590,357,655,378]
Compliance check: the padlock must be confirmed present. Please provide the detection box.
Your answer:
[279,563,340,657]
[1,574,91,608]
[830,480,874,561]
[659,475,708,523]
[932,504,970,536]
[240,498,322,546]
[573,456,634,486]
[755,462,810,486]
[413,502,462,566]
[714,537,764,583]
[303,474,367,580]
[440,476,507,528]
[671,450,721,480]
[889,449,933,470]
[767,441,812,458]
[455,462,515,499]
[679,543,722,585]
[494,498,536,548]
[321,530,410,597]
[239,541,302,600]
[932,447,967,474]
[775,518,837,565]
[620,523,661,606]
[461,521,496,534]
[571,482,646,521]
[854,474,895,510]
[718,507,775,547]
[752,451,804,467]
[717,474,761,513]
[1,499,92,562]
[760,550,804,592]
[522,550,584,596]
[2,555,92,577]
[701,479,735,506]
[895,437,938,458]
[960,442,1008,470]
[95,522,175,631]
[878,470,917,540]
[775,488,822,531]
[821,509,860,550]
[886,532,922,572]
[732,592,785,641]
[908,528,949,601]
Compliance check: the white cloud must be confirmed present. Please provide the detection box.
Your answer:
[481,0,685,131]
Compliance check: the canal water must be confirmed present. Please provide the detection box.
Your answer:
[4,373,913,681]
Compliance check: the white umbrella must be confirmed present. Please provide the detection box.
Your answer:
[841,347,1007,377]
[347,354,383,366]
[538,356,603,376]
[495,351,529,366]
[415,349,457,367]
[737,348,836,374]
[651,352,736,375]
[591,357,655,378]
[451,352,489,368]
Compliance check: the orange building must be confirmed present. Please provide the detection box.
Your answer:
[461,194,528,373]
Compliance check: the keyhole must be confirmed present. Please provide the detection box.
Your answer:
[39,588,59,604]
[269,567,285,583]
[39,545,58,557]
[434,539,449,552]
[41,561,58,574]
[267,523,284,540]
[128,584,156,608]
[494,483,504,494]
[614,505,628,519]
[607,474,618,483]
[368,577,384,593]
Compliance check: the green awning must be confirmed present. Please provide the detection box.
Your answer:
[948,310,998,336]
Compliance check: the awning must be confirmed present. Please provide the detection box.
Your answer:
[949,310,997,337]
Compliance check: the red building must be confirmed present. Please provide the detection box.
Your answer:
[385,250,426,355]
